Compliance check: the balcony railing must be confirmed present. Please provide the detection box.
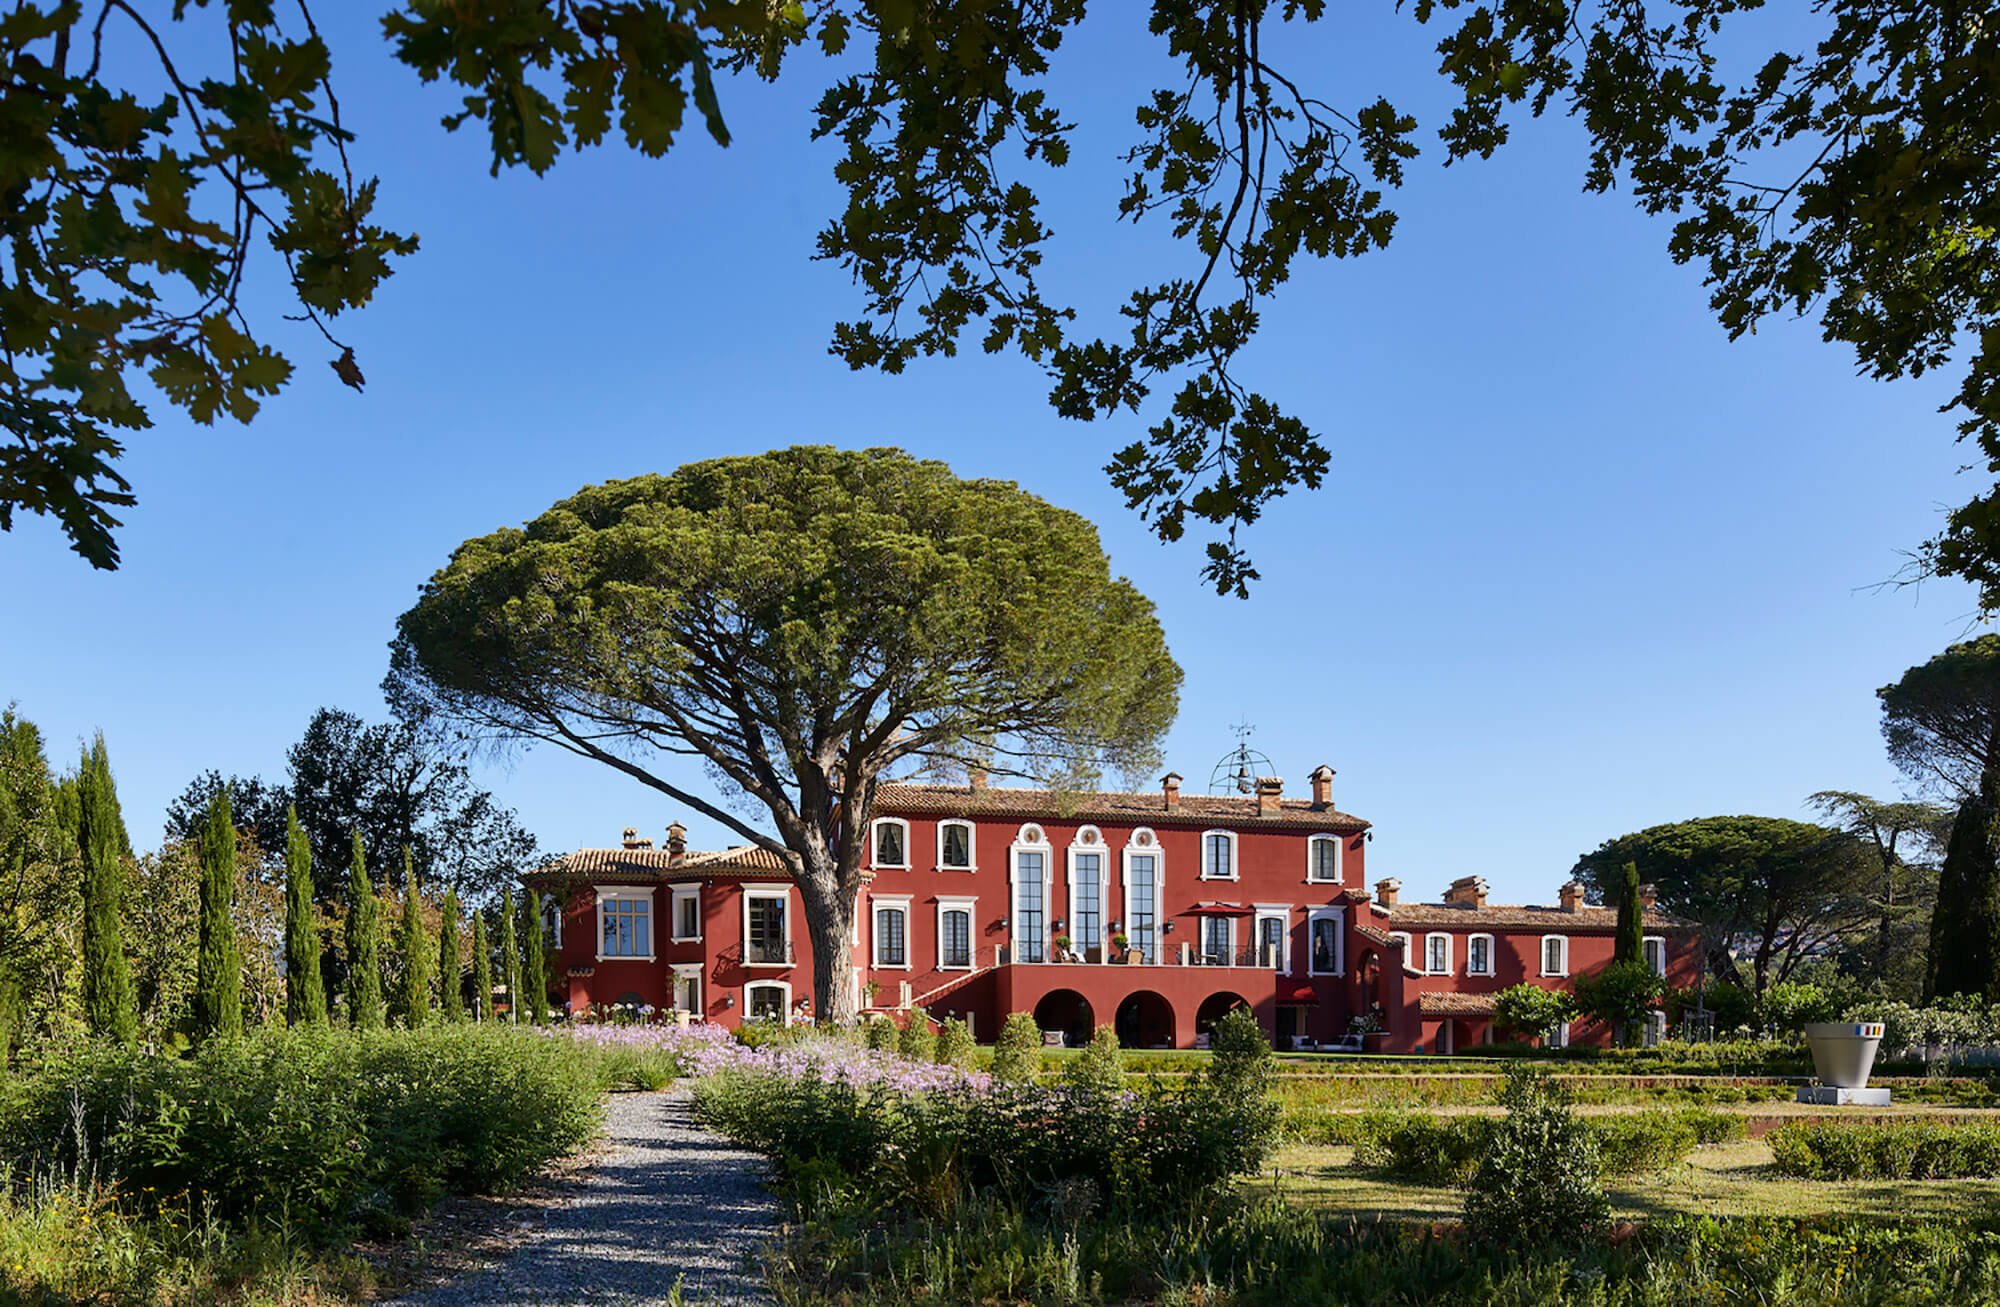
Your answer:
[998,942,1286,969]
[743,939,794,965]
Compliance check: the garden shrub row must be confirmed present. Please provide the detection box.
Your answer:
[1344,1108,1741,1182]
[1769,1121,2000,1180]
[0,1025,602,1237]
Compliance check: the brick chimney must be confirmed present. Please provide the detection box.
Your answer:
[665,821,687,861]
[1375,876,1400,908]
[1255,776,1284,816]
[1308,764,1335,808]
[968,764,988,791]
[621,826,653,850]
[1161,772,1183,810]
[1559,880,1586,913]
[1443,875,1488,910]
[1638,882,1658,911]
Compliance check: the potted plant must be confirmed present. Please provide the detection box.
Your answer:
[1111,932,1140,964]
[1052,932,1073,960]
[862,978,882,1008]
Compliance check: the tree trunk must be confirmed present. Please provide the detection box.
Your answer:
[796,856,860,1026]
[1877,844,1897,991]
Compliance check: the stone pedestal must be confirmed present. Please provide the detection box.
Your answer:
[1795,1085,1892,1107]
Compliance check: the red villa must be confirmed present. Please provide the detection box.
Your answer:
[541,769,1699,1052]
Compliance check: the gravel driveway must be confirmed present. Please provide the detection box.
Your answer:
[390,1090,779,1306]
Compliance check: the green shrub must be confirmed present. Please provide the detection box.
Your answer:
[934,1017,975,1067]
[1062,1025,1124,1097]
[1353,1114,1491,1182]
[992,1012,1043,1083]
[863,1015,899,1052]
[1769,1121,2000,1179]
[1462,1067,1611,1246]
[1493,984,1576,1044]
[897,1017,936,1063]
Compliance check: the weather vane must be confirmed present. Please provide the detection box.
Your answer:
[1208,719,1276,795]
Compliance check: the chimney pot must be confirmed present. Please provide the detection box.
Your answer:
[1308,764,1335,808]
[1559,880,1586,913]
[1375,876,1401,908]
[968,765,988,791]
[1443,875,1489,910]
[621,826,642,850]
[1255,776,1284,816]
[1161,772,1183,810]
[1638,882,1658,911]
[665,822,688,861]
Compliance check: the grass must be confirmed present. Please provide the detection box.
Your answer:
[1263,1139,2000,1221]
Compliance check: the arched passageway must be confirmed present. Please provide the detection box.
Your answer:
[1032,989,1095,1047]
[1194,991,1252,1038]
[1113,990,1175,1049]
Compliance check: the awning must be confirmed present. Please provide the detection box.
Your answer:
[1284,985,1320,1005]
[1181,901,1255,917]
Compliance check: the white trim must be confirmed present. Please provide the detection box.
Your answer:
[1199,828,1239,880]
[1067,830,1111,962]
[1252,906,1290,971]
[1305,834,1342,884]
[1466,932,1495,977]
[1195,911,1237,964]
[742,886,793,968]
[1120,831,1164,965]
[936,896,976,970]
[669,884,702,943]
[1642,935,1667,977]
[1389,930,1412,959]
[870,817,911,869]
[594,886,656,962]
[1540,934,1570,978]
[1306,906,1346,976]
[743,980,792,1025]
[669,962,702,1015]
[936,818,976,871]
[871,894,912,969]
[1549,1021,1571,1049]
[1009,824,1054,963]
[1424,932,1453,976]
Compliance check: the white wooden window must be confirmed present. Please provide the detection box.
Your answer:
[745,981,791,1024]
[872,897,911,969]
[1068,828,1108,961]
[1307,907,1345,976]
[595,888,654,960]
[1541,935,1570,978]
[670,885,702,942]
[1467,933,1494,977]
[670,963,702,1015]
[938,820,974,870]
[1643,936,1666,977]
[743,886,792,966]
[1010,825,1052,964]
[1122,830,1162,965]
[872,818,910,868]
[1254,908,1289,970]
[937,897,975,970]
[1425,932,1452,975]
[1306,835,1341,883]
[1201,830,1238,880]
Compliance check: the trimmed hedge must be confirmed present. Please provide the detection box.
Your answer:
[1769,1121,2000,1180]
[1350,1109,1741,1183]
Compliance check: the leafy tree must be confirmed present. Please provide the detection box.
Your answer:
[1493,984,1575,1047]
[163,772,289,874]
[1462,1068,1610,1247]
[343,832,384,1030]
[1926,785,2000,1002]
[1614,862,1644,965]
[437,888,464,1023]
[282,807,326,1026]
[0,707,80,1041]
[1573,960,1665,1047]
[72,735,134,1043]
[518,888,548,1025]
[193,789,243,1040]
[498,888,519,1025]
[389,446,1179,1025]
[1880,637,2000,802]
[1574,817,1871,996]
[390,853,432,1029]
[1809,791,1950,997]
[469,910,493,1022]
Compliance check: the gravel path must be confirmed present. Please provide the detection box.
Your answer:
[390,1090,779,1306]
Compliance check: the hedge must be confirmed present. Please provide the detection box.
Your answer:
[1769,1121,2000,1180]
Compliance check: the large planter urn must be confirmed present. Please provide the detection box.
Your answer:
[1798,1021,1890,1105]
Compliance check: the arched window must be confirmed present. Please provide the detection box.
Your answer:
[1010,824,1053,964]
[1425,932,1452,975]
[1540,935,1570,977]
[937,819,975,870]
[871,818,910,869]
[1068,827,1108,961]
[1201,829,1238,880]
[1466,933,1494,977]
[1122,829,1163,966]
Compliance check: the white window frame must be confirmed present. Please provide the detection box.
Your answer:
[1196,912,1237,965]
[1306,905,1346,976]
[1200,829,1239,880]
[871,817,911,869]
[1389,930,1413,964]
[1549,1021,1571,1049]
[1252,905,1291,971]
[1466,932,1495,977]
[544,894,565,949]
[1425,932,1453,976]
[670,962,702,1016]
[1540,934,1570,978]
[1642,935,1667,977]
[669,884,702,943]
[1305,834,1342,884]
[1009,824,1054,964]
[742,884,794,968]
[937,819,976,871]
[594,885,656,962]
[1121,829,1164,965]
[1067,828,1110,962]
[744,980,793,1025]
[936,896,976,971]
[871,894,912,970]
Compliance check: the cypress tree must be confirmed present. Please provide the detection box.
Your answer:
[193,788,243,1039]
[520,888,549,1024]
[1614,862,1645,965]
[345,832,385,1029]
[283,806,326,1025]
[392,850,433,1028]
[499,888,520,1024]
[470,910,493,1021]
[438,888,464,1022]
[74,736,136,1043]
[1927,784,2000,1001]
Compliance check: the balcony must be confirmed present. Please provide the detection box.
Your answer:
[1001,941,1286,969]
[743,939,794,967]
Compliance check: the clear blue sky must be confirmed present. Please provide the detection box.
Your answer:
[0,7,1978,907]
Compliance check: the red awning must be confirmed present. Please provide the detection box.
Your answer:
[1285,985,1320,1005]
[1181,901,1255,917]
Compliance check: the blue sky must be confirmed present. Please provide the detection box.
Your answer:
[0,7,1978,907]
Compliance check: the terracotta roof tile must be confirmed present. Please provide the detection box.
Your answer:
[1387,902,1692,931]
[874,782,1368,833]
[544,845,790,882]
[1355,923,1397,948]
[1419,992,1498,1017]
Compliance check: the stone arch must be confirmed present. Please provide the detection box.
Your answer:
[1194,991,1252,1037]
[1113,990,1175,1050]
[1032,989,1095,1047]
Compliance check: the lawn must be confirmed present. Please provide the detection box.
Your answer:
[1263,1138,2000,1220]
